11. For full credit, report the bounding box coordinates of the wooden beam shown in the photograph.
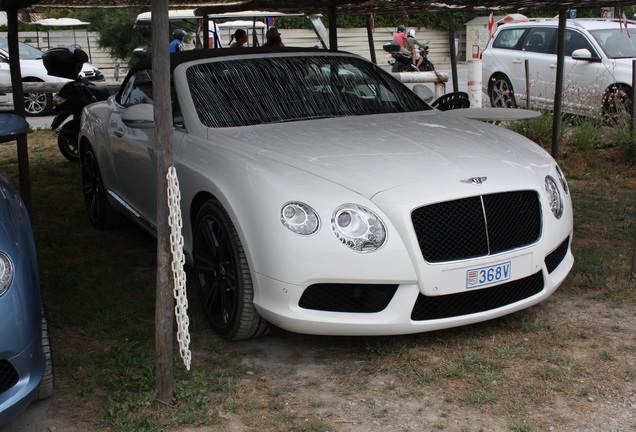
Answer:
[0,81,120,93]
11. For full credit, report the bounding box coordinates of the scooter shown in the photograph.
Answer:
[50,79,113,161]
[383,41,435,73]
[43,46,114,162]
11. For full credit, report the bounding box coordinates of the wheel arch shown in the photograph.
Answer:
[486,72,511,93]
[603,82,633,97]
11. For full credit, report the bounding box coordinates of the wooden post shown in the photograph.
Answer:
[6,7,31,214]
[631,59,636,164]
[152,0,174,405]
[632,193,636,278]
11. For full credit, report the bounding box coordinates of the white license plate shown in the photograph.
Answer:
[466,261,511,289]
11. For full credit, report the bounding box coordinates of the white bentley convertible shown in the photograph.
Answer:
[79,47,573,340]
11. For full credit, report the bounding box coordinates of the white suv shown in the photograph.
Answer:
[0,37,104,116]
[482,18,636,118]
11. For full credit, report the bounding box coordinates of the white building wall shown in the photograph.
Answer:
[5,27,465,79]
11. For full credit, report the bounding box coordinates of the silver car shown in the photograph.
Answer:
[79,48,573,341]
[482,18,636,118]
[0,37,104,116]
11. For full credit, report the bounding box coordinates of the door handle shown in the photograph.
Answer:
[513,59,522,64]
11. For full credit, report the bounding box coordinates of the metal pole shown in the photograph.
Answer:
[448,12,458,92]
[525,59,530,110]
[551,10,567,158]
[328,5,338,51]
[366,15,376,64]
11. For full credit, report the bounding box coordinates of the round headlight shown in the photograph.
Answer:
[331,204,387,253]
[0,252,13,296]
[545,176,564,219]
[280,202,320,235]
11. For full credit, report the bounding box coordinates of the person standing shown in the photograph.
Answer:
[169,29,187,53]
[263,27,285,47]
[208,20,223,48]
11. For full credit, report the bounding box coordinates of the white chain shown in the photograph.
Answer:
[167,166,191,370]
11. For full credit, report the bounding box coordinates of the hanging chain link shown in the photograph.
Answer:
[167,166,191,370]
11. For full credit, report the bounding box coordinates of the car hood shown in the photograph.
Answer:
[211,111,554,198]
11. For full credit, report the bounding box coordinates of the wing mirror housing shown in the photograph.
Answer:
[122,103,155,129]
[571,48,599,62]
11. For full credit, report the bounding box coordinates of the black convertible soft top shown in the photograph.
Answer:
[128,46,333,75]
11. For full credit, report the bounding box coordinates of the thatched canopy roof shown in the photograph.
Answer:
[7,0,636,14]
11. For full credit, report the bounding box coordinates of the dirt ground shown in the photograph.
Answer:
[3,291,636,432]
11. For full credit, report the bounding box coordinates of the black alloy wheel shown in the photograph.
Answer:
[193,199,269,341]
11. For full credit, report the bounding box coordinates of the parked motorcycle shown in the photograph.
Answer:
[43,46,114,162]
[383,41,435,73]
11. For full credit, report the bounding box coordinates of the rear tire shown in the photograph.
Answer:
[193,199,270,341]
[57,119,80,162]
[80,143,124,229]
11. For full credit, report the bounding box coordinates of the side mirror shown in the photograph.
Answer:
[412,84,434,103]
[122,103,154,129]
[571,48,595,61]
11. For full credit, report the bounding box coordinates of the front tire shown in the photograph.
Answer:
[80,143,124,229]
[419,60,435,72]
[603,84,632,125]
[35,313,54,400]
[193,199,269,341]
[489,75,517,108]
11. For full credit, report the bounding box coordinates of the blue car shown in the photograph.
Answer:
[0,168,53,426]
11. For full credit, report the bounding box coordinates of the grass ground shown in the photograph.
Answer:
[1,121,635,432]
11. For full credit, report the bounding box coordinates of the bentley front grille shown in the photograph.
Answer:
[412,191,541,263]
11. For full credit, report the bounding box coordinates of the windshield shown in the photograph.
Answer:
[589,29,636,59]
[0,37,44,60]
[187,54,431,128]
